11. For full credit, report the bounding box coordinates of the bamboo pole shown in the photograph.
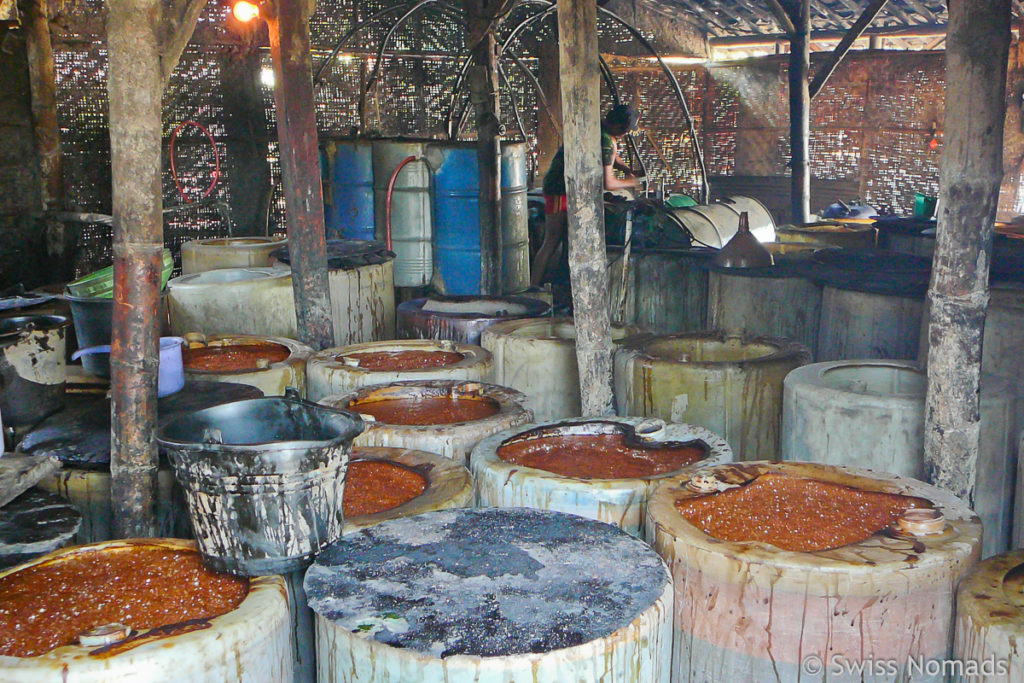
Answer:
[557,0,615,416]
[787,0,811,224]
[267,0,335,351]
[923,0,1011,503]
[106,0,165,537]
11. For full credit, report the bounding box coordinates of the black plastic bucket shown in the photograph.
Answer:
[65,292,112,377]
[158,391,363,575]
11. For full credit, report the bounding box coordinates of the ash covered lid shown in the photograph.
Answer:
[305,507,670,658]
[272,239,394,270]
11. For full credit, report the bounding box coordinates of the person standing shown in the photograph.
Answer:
[531,104,643,287]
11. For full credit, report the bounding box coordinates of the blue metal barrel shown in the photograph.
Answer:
[324,139,375,241]
[432,142,481,295]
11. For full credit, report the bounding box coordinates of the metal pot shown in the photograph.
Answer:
[0,315,68,427]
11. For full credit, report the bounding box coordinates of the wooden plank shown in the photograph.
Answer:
[557,0,616,417]
[0,455,60,508]
[267,0,335,351]
[923,0,1011,504]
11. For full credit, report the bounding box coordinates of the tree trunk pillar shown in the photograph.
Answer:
[557,0,615,416]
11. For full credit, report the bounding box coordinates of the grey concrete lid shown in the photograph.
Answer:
[305,507,670,658]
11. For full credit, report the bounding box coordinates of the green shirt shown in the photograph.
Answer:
[542,129,616,196]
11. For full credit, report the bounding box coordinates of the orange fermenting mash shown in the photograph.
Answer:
[0,546,249,657]
[343,459,428,517]
[183,343,290,373]
[498,433,705,480]
[675,473,928,552]
[343,350,465,371]
[352,395,500,425]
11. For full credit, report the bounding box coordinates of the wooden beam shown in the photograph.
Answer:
[786,0,811,223]
[765,0,796,36]
[464,0,503,295]
[106,0,164,537]
[557,0,615,416]
[923,0,1011,511]
[710,23,948,46]
[809,0,888,99]
[267,0,335,350]
[159,0,209,87]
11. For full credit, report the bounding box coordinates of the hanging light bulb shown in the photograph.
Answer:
[232,0,260,22]
[927,121,940,151]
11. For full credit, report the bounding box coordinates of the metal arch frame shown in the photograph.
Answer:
[310,0,706,200]
[446,0,706,200]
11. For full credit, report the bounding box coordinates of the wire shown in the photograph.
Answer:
[169,120,220,204]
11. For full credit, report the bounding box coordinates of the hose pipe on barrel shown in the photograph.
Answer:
[384,155,424,251]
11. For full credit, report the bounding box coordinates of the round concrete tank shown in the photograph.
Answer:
[646,461,981,682]
[167,267,296,338]
[180,236,286,275]
[954,549,1024,681]
[471,416,732,537]
[481,317,642,421]
[181,334,312,397]
[606,246,714,333]
[614,331,812,461]
[321,379,532,465]
[306,339,492,402]
[782,360,1018,557]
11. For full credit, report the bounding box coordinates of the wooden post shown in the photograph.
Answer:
[267,0,335,350]
[787,0,811,224]
[923,0,1010,502]
[464,0,504,295]
[106,0,165,537]
[24,0,73,279]
[220,43,273,236]
[557,0,615,416]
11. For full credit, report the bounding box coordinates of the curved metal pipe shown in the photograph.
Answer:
[595,4,709,202]
[361,0,464,119]
[498,63,528,143]
[313,2,413,87]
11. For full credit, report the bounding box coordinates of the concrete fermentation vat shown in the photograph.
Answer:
[180,236,287,274]
[306,339,492,402]
[373,139,432,287]
[813,249,931,361]
[0,539,291,682]
[646,461,982,682]
[182,334,313,397]
[166,267,296,338]
[481,317,642,421]
[18,381,262,543]
[397,295,550,345]
[954,550,1024,681]
[342,446,473,533]
[320,379,532,465]
[305,507,673,683]
[471,416,732,537]
[271,239,396,346]
[706,242,827,352]
[0,488,81,569]
[606,247,714,333]
[782,360,1018,557]
[614,331,811,461]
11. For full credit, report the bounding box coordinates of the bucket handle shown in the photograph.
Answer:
[72,344,112,361]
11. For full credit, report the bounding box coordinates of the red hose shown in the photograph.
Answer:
[170,120,221,204]
[385,155,419,251]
